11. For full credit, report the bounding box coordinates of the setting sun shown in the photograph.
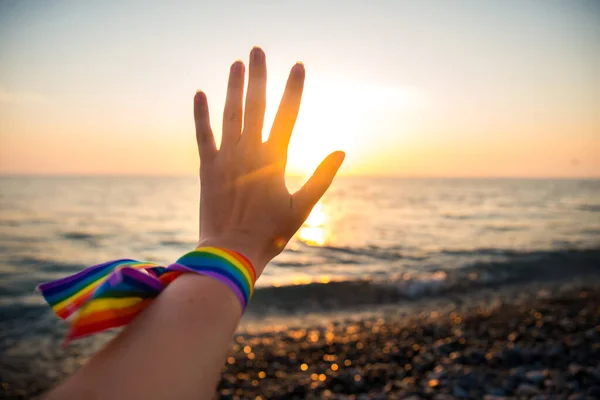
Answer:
[262,76,428,176]
[261,78,362,176]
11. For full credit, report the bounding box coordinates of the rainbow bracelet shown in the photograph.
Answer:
[38,247,256,343]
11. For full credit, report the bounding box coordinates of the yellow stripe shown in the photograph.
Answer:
[52,262,155,314]
[206,247,254,296]
[53,278,104,314]
[196,247,253,288]
[78,296,144,316]
[206,247,255,297]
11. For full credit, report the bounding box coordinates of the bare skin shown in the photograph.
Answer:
[45,47,344,400]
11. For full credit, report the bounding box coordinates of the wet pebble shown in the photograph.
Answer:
[515,383,541,396]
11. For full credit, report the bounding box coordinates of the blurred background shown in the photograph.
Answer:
[1,1,599,399]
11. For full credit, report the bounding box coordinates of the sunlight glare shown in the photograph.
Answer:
[263,77,424,244]
[298,202,328,246]
[263,74,425,176]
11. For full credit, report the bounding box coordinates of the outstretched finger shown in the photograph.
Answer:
[268,62,305,158]
[292,151,345,218]
[221,61,245,150]
[194,91,217,161]
[242,47,267,147]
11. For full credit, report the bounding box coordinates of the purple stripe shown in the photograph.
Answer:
[107,270,123,286]
[38,259,133,291]
[168,263,246,309]
[119,268,165,292]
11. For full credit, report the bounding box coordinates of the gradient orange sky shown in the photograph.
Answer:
[1,1,599,177]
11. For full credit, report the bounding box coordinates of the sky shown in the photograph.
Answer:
[0,0,599,177]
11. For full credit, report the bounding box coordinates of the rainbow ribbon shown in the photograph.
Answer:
[38,247,256,343]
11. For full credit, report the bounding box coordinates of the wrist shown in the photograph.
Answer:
[197,235,271,276]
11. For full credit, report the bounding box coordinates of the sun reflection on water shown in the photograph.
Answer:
[298,203,328,246]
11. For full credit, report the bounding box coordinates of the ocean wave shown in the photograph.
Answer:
[9,256,84,273]
[578,204,600,212]
[3,247,599,322]
[159,239,195,248]
[247,248,600,315]
[0,257,84,297]
[272,261,314,268]
[62,231,98,241]
[319,245,404,261]
[439,248,513,257]
[485,225,526,232]
[277,245,406,268]
[441,212,506,220]
[0,220,20,227]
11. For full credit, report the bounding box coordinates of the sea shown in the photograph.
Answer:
[1,176,599,340]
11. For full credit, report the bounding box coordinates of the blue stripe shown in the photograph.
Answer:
[44,260,146,305]
[177,251,252,301]
[169,262,250,303]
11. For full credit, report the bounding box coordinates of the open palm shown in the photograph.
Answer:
[194,47,345,274]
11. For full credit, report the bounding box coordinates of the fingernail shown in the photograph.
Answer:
[232,60,243,73]
[292,62,304,76]
[251,47,263,62]
[194,91,206,103]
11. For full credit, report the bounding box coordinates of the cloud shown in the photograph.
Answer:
[0,87,48,105]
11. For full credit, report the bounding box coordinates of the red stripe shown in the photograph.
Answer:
[55,290,94,319]
[66,301,152,341]
[66,313,140,342]
[158,270,183,285]
[73,299,152,326]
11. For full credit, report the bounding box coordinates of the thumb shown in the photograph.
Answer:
[292,151,345,217]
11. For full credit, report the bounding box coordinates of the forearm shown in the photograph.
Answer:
[46,274,242,400]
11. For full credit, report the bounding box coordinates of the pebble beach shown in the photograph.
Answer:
[2,278,600,399]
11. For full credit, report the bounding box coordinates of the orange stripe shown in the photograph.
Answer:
[66,312,142,342]
[55,290,94,319]
[220,248,256,283]
[72,299,152,327]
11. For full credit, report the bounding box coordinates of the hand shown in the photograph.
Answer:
[193,47,345,275]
